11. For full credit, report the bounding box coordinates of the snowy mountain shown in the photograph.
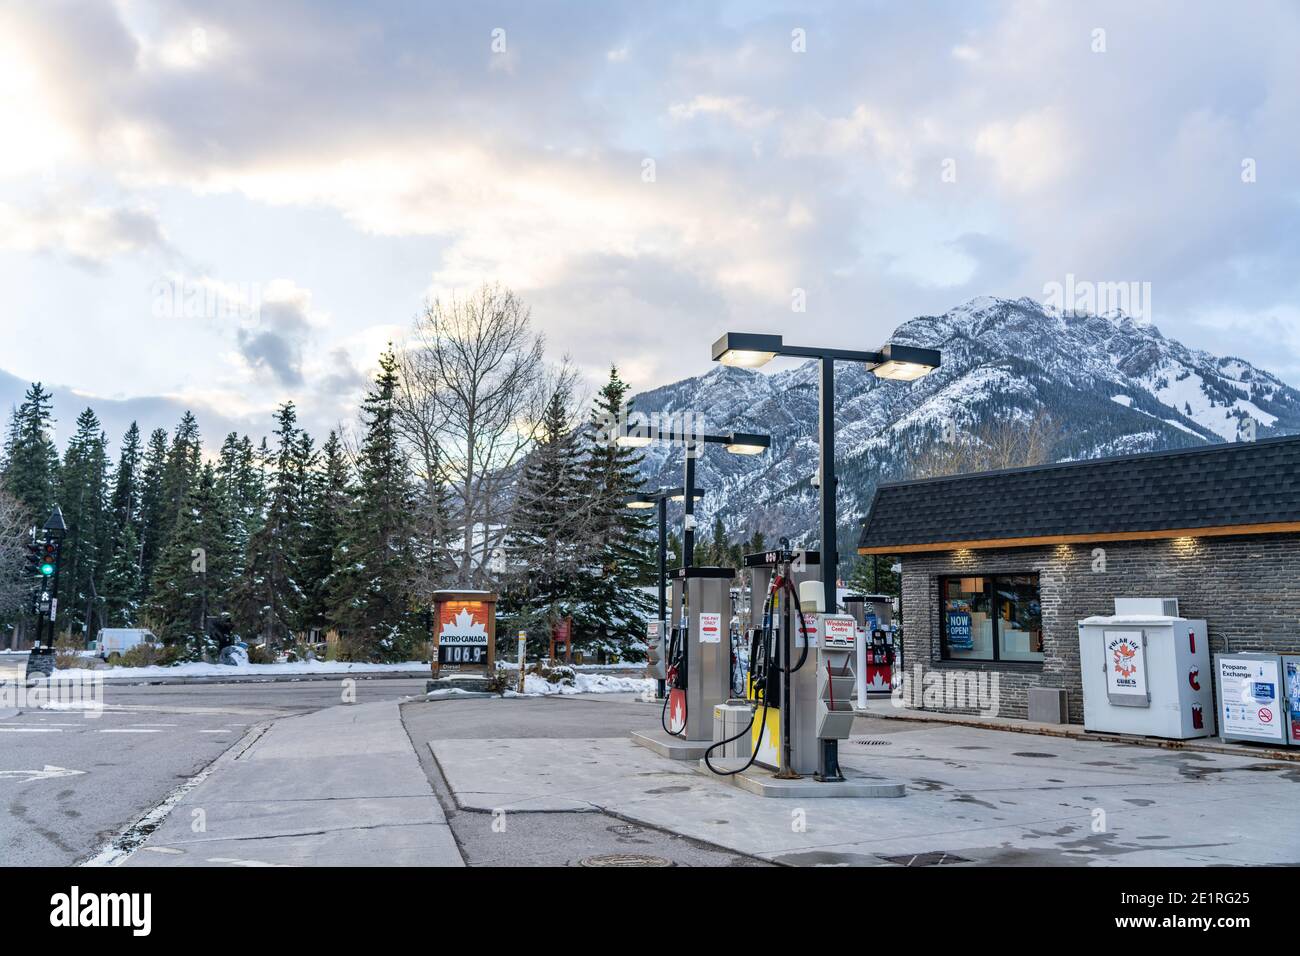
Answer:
[629,296,1300,552]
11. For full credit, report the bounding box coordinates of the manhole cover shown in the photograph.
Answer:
[880,851,970,867]
[852,737,892,746]
[580,853,673,868]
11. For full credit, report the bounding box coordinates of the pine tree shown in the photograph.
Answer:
[145,463,219,656]
[102,522,142,627]
[137,427,171,585]
[707,515,731,567]
[237,403,310,650]
[570,366,654,657]
[0,382,58,523]
[57,408,112,641]
[504,385,588,654]
[847,553,900,600]
[300,430,350,632]
[329,350,420,660]
[109,422,143,532]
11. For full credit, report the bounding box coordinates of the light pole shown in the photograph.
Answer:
[626,485,707,699]
[712,333,939,780]
[711,334,939,616]
[615,424,768,569]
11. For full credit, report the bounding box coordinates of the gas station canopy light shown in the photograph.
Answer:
[724,432,770,455]
[870,343,941,381]
[667,490,705,502]
[711,332,782,369]
[614,423,653,447]
[624,497,656,509]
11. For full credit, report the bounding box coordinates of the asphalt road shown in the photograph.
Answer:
[403,694,777,866]
[0,676,428,866]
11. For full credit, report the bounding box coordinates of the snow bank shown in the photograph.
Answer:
[40,660,429,681]
[512,672,653,696]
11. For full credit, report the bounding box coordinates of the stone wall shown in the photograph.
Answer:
[898,532,1300,723]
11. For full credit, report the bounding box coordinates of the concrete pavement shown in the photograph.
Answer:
[0,678,429,866]
[414,693,1300,866]
[116,699,462,867]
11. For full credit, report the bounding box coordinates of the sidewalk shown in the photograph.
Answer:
[857,697,1300,763]
[101,700,462,867]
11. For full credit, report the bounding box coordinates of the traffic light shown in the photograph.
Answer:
[24,539,43,576]
[39,541,57,577]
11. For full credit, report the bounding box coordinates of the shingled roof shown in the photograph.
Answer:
[858,434,1300,554]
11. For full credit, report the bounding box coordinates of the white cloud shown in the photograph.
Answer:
[0,0,1296,438]
[0,199,169,266]
[668,94,777,128]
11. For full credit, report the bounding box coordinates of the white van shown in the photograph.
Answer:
[97,628,158,661]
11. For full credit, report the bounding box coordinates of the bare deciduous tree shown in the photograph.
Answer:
[0,490,30,619]
[910,410,1061,479]
[397,284,553,587]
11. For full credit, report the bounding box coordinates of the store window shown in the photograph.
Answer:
[940,573,1043,663]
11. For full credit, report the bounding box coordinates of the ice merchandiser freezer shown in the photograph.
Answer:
[1077,598,1214,739]
[1215,652,1300,746]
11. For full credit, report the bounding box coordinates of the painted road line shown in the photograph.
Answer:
[0,727,64,732]
[82,721,272,867]
[0,765,86,781]
[98,728,161,734]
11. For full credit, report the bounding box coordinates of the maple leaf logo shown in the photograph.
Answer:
[444,607,487,637]
[1112,641,1138,678]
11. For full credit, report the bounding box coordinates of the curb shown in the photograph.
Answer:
[858,705,1300,763]
[4,671,431,688]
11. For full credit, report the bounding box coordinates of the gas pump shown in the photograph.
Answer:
[863,628,894,693]
[644,618,668,694]
[662,567,734,741]
[704,546,822,777]
[846,593,898,702]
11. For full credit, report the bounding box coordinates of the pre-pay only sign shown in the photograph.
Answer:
[698,612,723,644]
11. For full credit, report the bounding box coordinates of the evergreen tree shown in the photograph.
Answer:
[300,430,350,633]
[109,422,143,532]
[504,385,588,654]
[568,366,654,656]
[237,403,309,650]
[57,408,112,640]
[847,553,900,600]
[329,350,420,659]
[707,515,731,567]
[102,521,142,627]
[0,382,58,523]
[144,463,220,656]
[137,427,171,585]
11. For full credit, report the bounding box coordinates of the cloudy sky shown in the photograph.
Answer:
[1,0,1297,447]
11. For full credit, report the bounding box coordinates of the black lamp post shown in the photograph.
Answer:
[625,485,707,699]
[615,424,769,570]
[710,334,939,617]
